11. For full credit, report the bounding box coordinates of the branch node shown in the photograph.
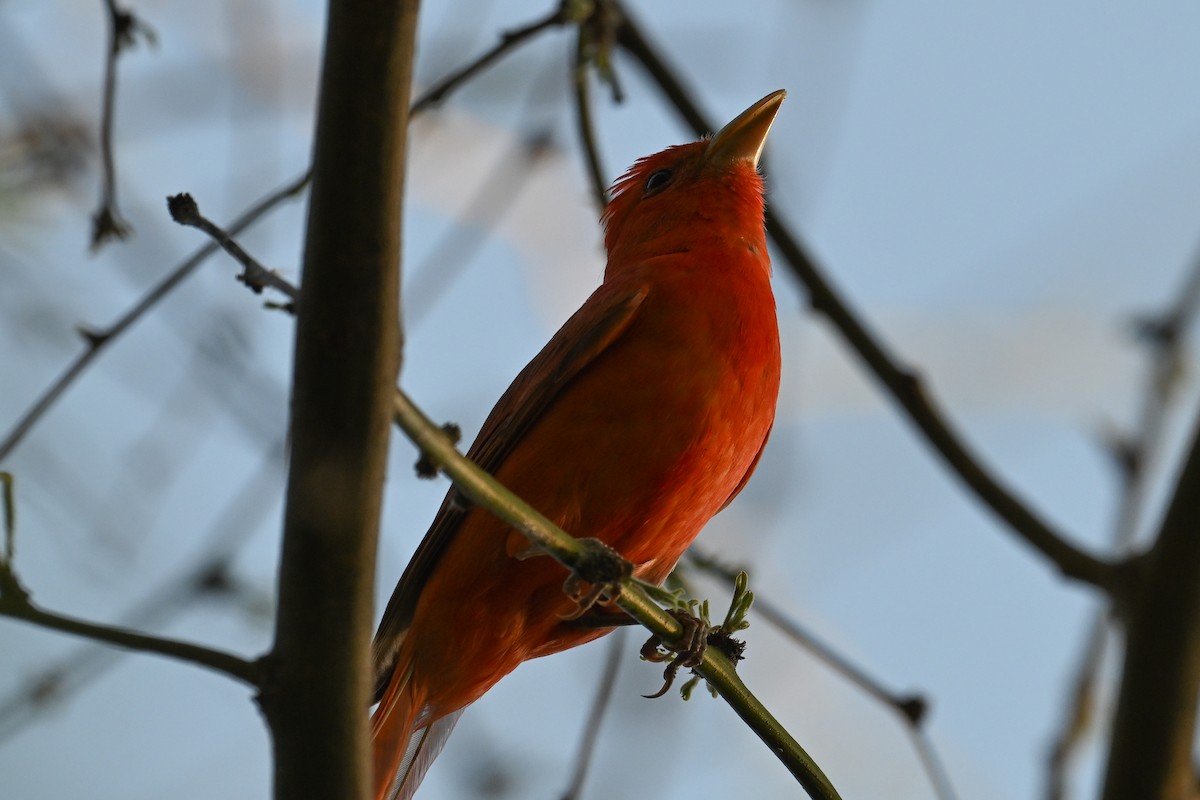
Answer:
[896,694,929,726]
[109,3,157,53]
[414,423,462,478]
[75,324,111,351]
[89,206,132,250]
[166,192,299,302]
[559,537,631,620]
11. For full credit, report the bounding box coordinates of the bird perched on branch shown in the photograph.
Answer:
[372,90,786,800]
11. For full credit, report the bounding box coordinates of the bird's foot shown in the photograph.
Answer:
[558,538,632,621]
[640,608,710,699]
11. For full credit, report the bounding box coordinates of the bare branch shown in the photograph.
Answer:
[260,0,416,797]
[90,0,154,249]
[688,549,957,800]
[5,0,583,466]
[559,628,626,800]
[1046,616,1108,800]
[610,0,1117,594]
[571,26,610,211]
[0,575,259,686]
[1046,241,1200,799]
[0,442,284,744]
[0,169,310,463]
[391,388,843,800]
[167,193,299,303]
[1100,404,1200,800]
[4,3,572,465]
[411,3,580,115]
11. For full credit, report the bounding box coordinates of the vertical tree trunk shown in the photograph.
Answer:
[1101,409,1200,800]
[263,1,419,798]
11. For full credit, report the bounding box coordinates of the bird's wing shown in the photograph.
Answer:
[372,282,649,698]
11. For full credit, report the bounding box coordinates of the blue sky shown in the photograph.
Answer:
[2,1,1200,798]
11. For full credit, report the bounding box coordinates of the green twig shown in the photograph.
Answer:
[391,388,842,800]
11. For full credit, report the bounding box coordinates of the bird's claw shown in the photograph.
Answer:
[640,608,710,699]
[558,538,632,620]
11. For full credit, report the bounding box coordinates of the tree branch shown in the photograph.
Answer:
[391,388,843,800]
[0,443,285,743]
[1045,241,1200,799]
[1100,402,1200,800]
[2,2,571,465]
[260,1,417,797]
[0,169,311,464]
[688,549,957,800]
[570,17,612,210]
[410,2,578,115]
[560,628,626,800]
[90,0,151,249]
[0,576,259,686]
[611,0,1118,595]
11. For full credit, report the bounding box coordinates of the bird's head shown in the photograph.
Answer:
[601,90,785,274]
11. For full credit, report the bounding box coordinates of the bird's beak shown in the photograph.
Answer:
[704,89,786,169]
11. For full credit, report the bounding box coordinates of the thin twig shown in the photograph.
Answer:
[0,441,284,743]
[0,168,311,463]
[911,728,959,800]
[0,577,259,686]
[560,628,626,800]
[411,2,580,115]
[571,26,610,211]
[610,0,1117,595]
[167,193,298,301]
[689,551,921,719]
[3,2,572,462]
[90,0,151,249]
[1045,615,1107,800]
[688,549,957,800]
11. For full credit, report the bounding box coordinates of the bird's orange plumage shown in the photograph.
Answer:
[372,91,785,800]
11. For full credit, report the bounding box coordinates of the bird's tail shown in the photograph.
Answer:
[371,667,462,800]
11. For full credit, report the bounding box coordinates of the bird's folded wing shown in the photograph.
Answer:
[372,283,649,698]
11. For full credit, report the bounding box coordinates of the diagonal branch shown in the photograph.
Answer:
[559,628,626,800]
[411,2,580,115]
[0,168,311,463]
[610,0,1117,595]
[688,549,957,800]
[0,442,285,743]
[2,1,575,466]
[391,388,843,800]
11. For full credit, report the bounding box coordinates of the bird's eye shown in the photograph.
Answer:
[643,168,674,194]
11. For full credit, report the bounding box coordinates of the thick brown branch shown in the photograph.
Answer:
[1045,243,1200,799]
[1100,405,1200,800]
[261,1,417,798]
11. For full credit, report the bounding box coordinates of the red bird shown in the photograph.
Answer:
[372,90,785,800]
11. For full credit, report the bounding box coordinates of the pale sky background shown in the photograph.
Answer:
[2,1,1200,799]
